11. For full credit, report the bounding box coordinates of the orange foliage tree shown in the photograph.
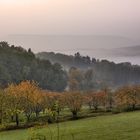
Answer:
[5,83,23,126]
[115,86,140,110]
[5,81,44,124]
[0,89,6,124]
[86,91,107,111]
[64,91,83,119]
[18,81,43,120]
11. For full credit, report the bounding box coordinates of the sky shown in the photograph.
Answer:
[0,0,140,64]
[0,0,140,38]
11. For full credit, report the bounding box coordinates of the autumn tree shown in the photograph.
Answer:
[84,92,93,110]
[115,85,140,110]
[4,81,45,124]
[68,67,83,91]
[5,84,22,126]
[50,93,65,115]
[32,91,44,118]
[0,89,6,124]
[18,81,43,120]
[102,88,114,110]
[90,91,107,111]
[42,92,65,122]
[64,92,83,119]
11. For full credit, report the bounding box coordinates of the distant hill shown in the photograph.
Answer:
[110,45,140,57]
[2,34,137,57]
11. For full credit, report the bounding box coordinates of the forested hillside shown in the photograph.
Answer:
[0,42,67,91]
[1,41,140,91]
[37,52,140,89]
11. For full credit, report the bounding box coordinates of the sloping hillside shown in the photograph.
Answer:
[0,42,67,91]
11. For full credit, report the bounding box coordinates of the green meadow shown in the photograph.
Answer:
[0,111,140,140]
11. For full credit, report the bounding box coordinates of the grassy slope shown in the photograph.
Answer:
[0,111,140,140]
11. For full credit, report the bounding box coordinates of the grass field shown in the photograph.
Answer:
[0,111,140,140]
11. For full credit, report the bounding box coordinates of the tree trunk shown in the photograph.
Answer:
[132,104,136,110]
[35,111,40,118]
[109,99,113,109]
[94,106,98,111]
[89,104,92,110]
[57,109,60,116]
[0,110,3,124]
[11,115,14,122]
[72,111,78,119]
[26,114,31,122]
[15,113,19,126]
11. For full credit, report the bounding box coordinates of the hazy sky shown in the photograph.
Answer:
[0,0,140,40]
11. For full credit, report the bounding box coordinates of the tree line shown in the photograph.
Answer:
[1,41,140,92]
[37,52,140,89]
[0,81,140,127]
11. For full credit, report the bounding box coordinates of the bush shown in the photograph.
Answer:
[112,108,121,114]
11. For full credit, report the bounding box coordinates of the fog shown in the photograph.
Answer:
[0,0,140,64]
